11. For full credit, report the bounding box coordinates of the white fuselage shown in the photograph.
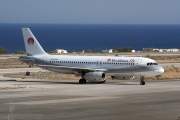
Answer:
[29,54,164,77]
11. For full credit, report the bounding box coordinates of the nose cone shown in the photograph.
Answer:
[154,66,164,75]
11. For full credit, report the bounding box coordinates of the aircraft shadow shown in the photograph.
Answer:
[0,79,139,85]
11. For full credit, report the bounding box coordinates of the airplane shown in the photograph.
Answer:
[19,28,164,85]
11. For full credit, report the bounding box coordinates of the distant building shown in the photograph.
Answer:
[143,48,159,52]
[167,48,179,52]
[56,49,68,54]
[132,50,135,53]
[102,49,113,53]
[159,49,165,52]
[143,48,179,52]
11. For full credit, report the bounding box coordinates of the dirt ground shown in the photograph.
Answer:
[0,58,30,68]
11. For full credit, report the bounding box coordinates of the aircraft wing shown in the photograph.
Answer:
[38,65,108,72]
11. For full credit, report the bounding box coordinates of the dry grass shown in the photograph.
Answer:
[145,66,180,80]
[4,71,80,80]
[0,58,30,69]
[146,55,180,63]
[3,66,180,80]
[4,71,112,80]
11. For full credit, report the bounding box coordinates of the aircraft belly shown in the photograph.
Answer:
[106,66,160,77]
[44,67,74,74]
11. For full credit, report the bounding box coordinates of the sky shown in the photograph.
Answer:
[0,0,180,24]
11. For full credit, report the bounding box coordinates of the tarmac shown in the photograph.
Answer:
[1,68,180,120]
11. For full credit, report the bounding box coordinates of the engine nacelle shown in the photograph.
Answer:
[111,76,134,80]
[84,72,106,82]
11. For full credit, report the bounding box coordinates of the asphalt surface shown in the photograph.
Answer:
[1,76,180,120]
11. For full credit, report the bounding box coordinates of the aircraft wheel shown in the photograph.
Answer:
[102,80,106,83]
[79,79,86,84]
[79,79,83,84]
[140,76,145,85]
[140,81,145,85]
[83,79,87,84]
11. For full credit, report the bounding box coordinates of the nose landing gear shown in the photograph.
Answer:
[79,72,87,84]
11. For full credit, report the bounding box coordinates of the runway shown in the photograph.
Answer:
[1,77,180,119]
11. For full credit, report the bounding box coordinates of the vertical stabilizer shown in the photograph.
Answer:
[22,28,47,56]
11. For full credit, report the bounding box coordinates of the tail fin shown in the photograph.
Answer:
[22,28,47,56]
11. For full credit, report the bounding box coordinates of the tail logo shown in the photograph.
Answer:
[27,38,34,45]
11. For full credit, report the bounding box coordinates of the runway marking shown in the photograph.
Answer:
[12,96,120,105]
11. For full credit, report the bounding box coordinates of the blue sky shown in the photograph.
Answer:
[0,0,179,24]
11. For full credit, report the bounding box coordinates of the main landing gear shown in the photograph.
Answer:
[101,80,106,83]
[29,63,33,67]
[140,76,145,85]
[79,72,87,84]
[79,78,86,84]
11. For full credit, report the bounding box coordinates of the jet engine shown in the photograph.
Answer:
[111,76,134,80]
[84,72,106,82]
